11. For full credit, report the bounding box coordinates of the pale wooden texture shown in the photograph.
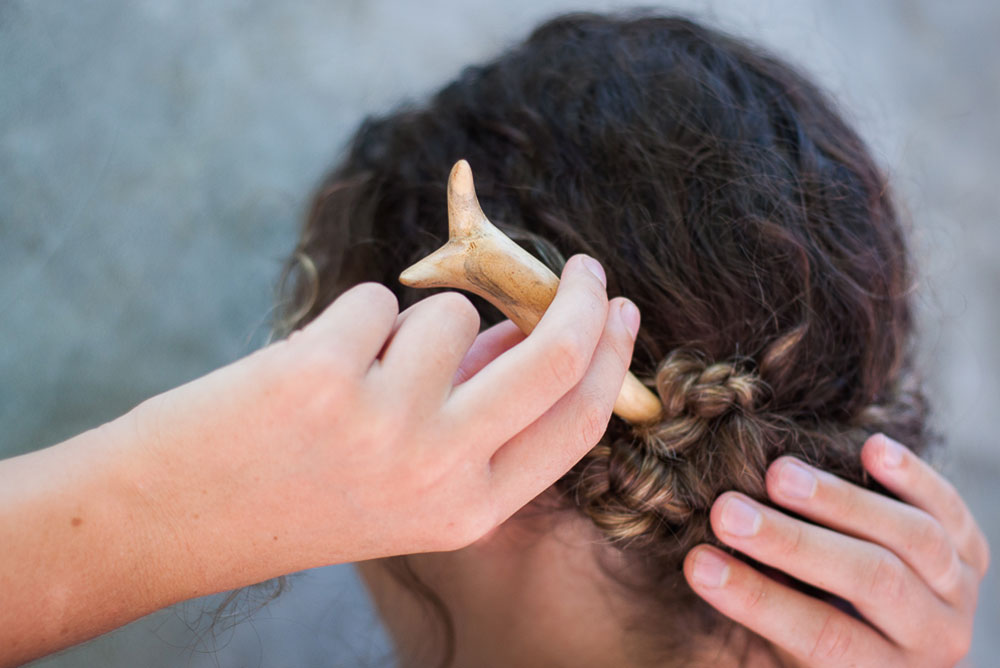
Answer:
[400,160,662,424]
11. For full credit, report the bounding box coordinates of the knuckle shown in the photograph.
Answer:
[913,514,962,592]
[608,322,636,368]
[774,519,807,560]
[280,334,355,391]
[809,613,854,662]
[934,548,965,598]
[865,551,907,605]
[313,342,359,384]
[738,574,769,613]
[831,477,865,517]
[367,405,410,448]
[545,333,590,387]
[586,281,609,311]
[956,517,991,578]
[578,398,612,446]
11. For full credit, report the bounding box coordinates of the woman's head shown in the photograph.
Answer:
[281,11,928,664]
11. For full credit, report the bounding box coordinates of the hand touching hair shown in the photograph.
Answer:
[280,11,931,665]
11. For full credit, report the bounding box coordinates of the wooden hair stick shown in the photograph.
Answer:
[399,160,662,424]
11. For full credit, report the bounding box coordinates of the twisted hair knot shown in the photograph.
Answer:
[656,350,763,420]
[571,349,776,544]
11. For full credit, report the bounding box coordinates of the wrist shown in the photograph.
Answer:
[117,388,294,598]
[64,407,195,612]
[109,396,223,604]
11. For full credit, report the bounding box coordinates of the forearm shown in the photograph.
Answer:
[0,408,217,666]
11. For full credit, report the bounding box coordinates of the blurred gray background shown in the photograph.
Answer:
[2,0,997,666]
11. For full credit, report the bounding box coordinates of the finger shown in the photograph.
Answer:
[375,289,445,354]
[684,545,897,667]
[487,298,638,522]
[453,320,525,385]
[861,434,990,577]
[378,292,481,405]
[766,456,968,603]
[710,491,948,645]
[295,282,399,374]
[446,254,610,449]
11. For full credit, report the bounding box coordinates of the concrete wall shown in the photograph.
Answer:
[2,1,997,665]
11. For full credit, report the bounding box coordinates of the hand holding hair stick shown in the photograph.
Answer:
[400,160,662,424]
[0,245,640,666]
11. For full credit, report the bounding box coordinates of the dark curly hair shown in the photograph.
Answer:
[277,11,929,666]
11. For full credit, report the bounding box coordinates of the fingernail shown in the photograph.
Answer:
[619,299,640,339]
[777,460,817,499]
[881,436,904,468]
[692,550,730,588]
[580,255,607,287]
[720,496,762,537]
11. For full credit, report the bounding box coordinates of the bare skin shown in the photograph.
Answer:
[360,436,990,668]
[687,436,991,667]
[0,255,638,667]
[0,254,988,667]
[359,495,640,668]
